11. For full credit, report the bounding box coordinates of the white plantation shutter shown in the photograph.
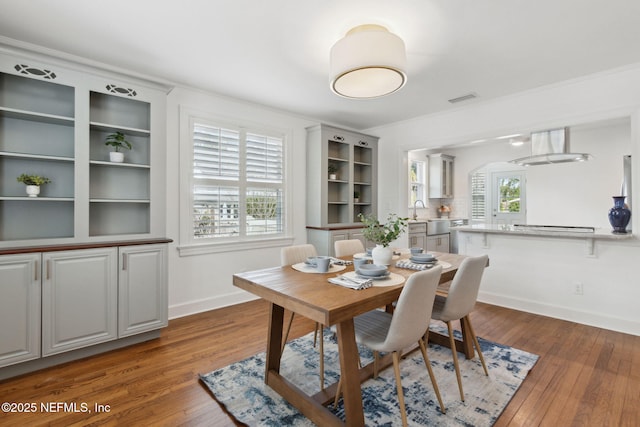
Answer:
[246,133,283,183]
[193,125,239,179]
[471,171,486,220]
[191,121,285,240]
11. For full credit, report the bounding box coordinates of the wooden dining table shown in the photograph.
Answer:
[232,251,478,427]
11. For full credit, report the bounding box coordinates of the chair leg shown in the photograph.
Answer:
[418,338,446,414]
[465,315,489,376]
[373,350,380,378]
[446,321,465,401]
[392,351,409,427]
[318,324,325,390]
[333,377,342,408]
[280,311,295,353]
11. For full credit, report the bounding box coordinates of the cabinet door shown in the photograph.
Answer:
[347,229,368,249]
[427,235,450,253]
[42,248,117,356]
[428,154,454,198]
[409,233,427,250]
[0,254,41,367]
[118,244,168,337]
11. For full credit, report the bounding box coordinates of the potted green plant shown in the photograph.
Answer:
[328,163,338,180]
[17,173,51,198]
[358,213,408,265]
[354,191,360,203]
[105,131,132,163]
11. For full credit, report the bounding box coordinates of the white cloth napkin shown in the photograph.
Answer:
[328,275,373,290]
[395,260,437,270]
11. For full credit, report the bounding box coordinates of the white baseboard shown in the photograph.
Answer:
[169,291,258,319]
[478,291,640,337]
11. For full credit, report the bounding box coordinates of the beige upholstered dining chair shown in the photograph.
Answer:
[430,254,489,401]
[335,266,446,425]
[280,244,328,389]
[334,239,365,258]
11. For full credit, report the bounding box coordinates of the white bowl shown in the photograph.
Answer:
[411,253,436,262]
[356,264,388,277]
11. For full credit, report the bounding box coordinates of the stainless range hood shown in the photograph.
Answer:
[510,127,592,166]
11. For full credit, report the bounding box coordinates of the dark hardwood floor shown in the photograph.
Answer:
[1,300,638,426]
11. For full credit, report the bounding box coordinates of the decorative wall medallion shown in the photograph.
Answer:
[105,84,137,97]
[14,64,57,79]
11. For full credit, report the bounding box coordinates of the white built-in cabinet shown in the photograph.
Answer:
[0,47,170,379]
[306,227,370,258]
[0,241,169,373]
[428,154,455,199]
[306,124,378,256]
[0,48,166,246]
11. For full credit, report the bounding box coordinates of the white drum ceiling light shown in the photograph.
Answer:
[330,24,407,99]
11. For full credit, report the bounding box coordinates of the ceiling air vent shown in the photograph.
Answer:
[448,92,477,104]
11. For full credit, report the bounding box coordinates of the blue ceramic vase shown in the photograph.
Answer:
[608,196,631,234]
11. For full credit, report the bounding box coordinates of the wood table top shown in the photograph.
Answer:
[233,251,466,326]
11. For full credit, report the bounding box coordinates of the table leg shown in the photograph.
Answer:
[265,303,285,384]
[428,319,475,359]
[336,319,365,427]
[459,316,475,359]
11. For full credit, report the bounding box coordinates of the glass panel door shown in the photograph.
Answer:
[491,171,526,225]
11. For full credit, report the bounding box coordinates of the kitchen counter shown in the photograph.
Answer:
[455,223,634,256]
[409,217,468,223]
[455,223,633,240]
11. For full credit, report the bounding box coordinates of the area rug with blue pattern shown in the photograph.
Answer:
[200,324,538,426]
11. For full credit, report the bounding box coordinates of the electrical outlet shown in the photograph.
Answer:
[573,282,584,295]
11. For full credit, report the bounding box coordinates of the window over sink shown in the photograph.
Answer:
[409,159,426,206]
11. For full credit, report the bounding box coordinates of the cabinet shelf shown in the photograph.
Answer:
[89,160,150,169]
[0,196,74,202]
[90,199,150,203]
[89,121,150,137]
[0,107,74,126]
[0,151,74,162]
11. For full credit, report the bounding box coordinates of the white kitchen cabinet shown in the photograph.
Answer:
[427,234,450,253]
[408,222,427,250]
[42,248,118,356]
[428,154,455,198]
[0,254,41,368]
[118,244,168,337]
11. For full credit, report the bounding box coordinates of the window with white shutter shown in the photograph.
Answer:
[185,116,288,248]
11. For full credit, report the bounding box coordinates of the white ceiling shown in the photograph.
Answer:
[1,0,640,130]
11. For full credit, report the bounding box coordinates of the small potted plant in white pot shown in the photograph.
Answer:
[17,173,51,198]
[328,163,338,180]
[105,131,132,163]
[358,212,408,265]
[354,191,360,203]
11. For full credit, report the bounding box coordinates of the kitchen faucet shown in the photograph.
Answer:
[413,200,425,220]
